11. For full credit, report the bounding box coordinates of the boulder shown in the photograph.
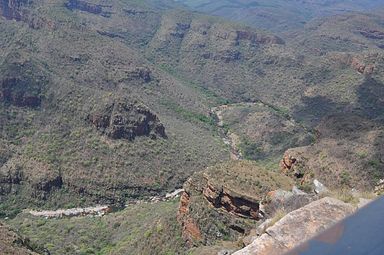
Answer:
[313,179,328,194]
[233,197,355,255]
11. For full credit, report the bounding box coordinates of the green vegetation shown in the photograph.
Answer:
[158,63,232,106]
[8,200,184,255]
[269,209,287,227]
[160,99,215,126]
[1,0,384,253]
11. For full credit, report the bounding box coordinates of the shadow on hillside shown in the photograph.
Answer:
[292,95,341,127]
[357,77,384,123]
[290,78,384,185]
[356,78,384,182]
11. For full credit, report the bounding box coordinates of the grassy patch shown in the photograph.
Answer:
[8,200,184,255]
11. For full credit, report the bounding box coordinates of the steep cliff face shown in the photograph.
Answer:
[202,178,260,220]
[65,0,112,17]
[177,191,202,246]
[149,13,284,64]
[177,161,293,246]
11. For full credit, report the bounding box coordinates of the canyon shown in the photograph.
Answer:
[0,0,383,254]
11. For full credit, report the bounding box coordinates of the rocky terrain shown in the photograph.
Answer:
[234,197,355,255]
[0,0,383,254]
[177,161,293,246]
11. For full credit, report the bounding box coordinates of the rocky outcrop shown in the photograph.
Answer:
[177,161,293,246]
[359,29,384,40]
[280,154,296,174]
[328,53,375,75]
[170,22,191,38]
[87,100,166,140]
[29,205,112,218]
[177,191,202,246]
[214,30,284,46]
[350,57,375,75]
[0,59,47,108]
[65,0,112,17]
[280,153,309,181]
[0,0,56,29]
[123,8,148,16]
[126,67,152,83]
[233,197,355,255]
[203,177,260,220]
[374,179,384,195]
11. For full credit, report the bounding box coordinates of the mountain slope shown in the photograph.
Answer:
[176,0,384,33]
[1,0,384,216]
[0,0,230,216]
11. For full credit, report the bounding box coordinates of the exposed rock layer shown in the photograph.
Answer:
[203,177,260,220]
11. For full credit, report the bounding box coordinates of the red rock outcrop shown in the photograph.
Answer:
[280,154,296,175]
[177,161,295,245]
[280,152,312,185]
[351,57,375,75]
[328,53,375,75]
[203,178,260,220]
[0,0,56,29]
[127,67,152,83]
[0,68,46,108]
[177,191,202,246]
[0,77,43,108]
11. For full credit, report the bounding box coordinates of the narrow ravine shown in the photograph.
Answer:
[27,101,307,219]
[210,104,244,160]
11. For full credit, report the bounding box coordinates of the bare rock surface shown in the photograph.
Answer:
[233,197,355,255]
[87,100,166,140]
